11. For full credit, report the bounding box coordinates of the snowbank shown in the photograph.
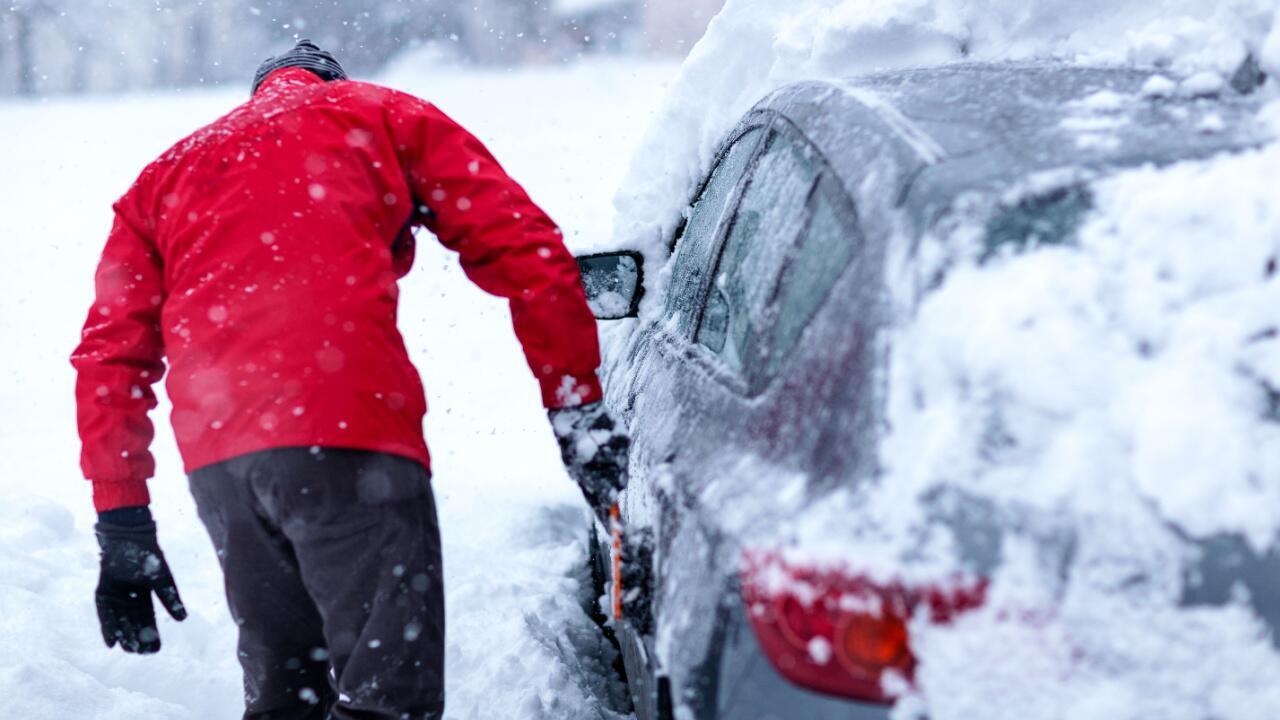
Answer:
[603,2,1280,718]
[870,142,1280,719]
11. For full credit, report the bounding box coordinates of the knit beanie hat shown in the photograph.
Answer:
[252,39,347,94]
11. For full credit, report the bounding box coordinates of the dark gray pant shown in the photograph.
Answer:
[189,448,445,720]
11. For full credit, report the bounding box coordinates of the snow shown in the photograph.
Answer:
[597,1,1280,718]
[0,56,674,717]
[1140,74,1179,98]
[5,0,1280,714]
[605,0,1280,279]
[553,0,627,17]
[1181,70,1229,97]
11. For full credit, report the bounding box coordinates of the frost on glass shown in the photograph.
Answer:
[695,130,817,385]
[765,181,857,380]
[981,184,1094,262]
[664,127,764,329]
[577,252,641,320]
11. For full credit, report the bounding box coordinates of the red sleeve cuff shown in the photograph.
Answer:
[92,479,152,513]
[540,372,604,409]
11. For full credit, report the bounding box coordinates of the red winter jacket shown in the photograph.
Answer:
[73,68,603,512]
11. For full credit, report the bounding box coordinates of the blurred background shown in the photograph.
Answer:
[0,0,726,97]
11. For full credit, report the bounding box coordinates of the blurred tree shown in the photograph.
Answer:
[554,0,638,56]
[0,10,9,94]
[67,20,93,94]
[8,0,54,96]
[252,0,438,73]
[185,4,213,86]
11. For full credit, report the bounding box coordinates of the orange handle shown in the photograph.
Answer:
[609,503,623,621]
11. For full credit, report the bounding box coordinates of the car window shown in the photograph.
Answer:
[695,129,818,386]
[764,177,858,380]
[664,127,765,330]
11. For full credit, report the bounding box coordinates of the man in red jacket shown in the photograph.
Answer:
[73,40,628,720]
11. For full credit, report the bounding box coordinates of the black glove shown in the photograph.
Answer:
[95,507,187,654]
[548,401,630,524]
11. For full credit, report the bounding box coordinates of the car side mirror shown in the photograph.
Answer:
[576,251,645,320]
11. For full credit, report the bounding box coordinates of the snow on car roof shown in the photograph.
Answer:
[605,0,1280,267]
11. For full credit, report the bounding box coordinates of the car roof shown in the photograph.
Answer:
[758,62,1271,230]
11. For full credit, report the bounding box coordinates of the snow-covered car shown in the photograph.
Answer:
[577,62,1278,720]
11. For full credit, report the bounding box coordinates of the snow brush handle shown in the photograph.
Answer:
[610,503,623,621]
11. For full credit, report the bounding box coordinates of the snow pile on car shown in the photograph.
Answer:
[608,0,1280,275]
[604,1,1280,718]
[867,143,1280,720]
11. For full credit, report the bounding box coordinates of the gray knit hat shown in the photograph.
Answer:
[252,39,347,94]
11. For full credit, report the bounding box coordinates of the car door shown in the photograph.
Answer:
[634,121,828,719]
[607,123,766,421]
[612,120,769,533]
[608,120,768,720]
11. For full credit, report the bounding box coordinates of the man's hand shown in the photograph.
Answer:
[548,402,630,524]
[95,507,187,654]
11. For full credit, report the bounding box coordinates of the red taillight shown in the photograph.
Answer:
[839,610,910,675]
[741,552,986,705]
[778,594,834,645]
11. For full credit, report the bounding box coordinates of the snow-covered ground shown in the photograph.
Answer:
[0,57,674,718]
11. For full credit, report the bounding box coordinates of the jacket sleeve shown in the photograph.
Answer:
[71,194,166,512]
[384,92,603,408]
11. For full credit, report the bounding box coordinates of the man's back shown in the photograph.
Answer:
[75,66,602,510]
[134,69,427,470]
